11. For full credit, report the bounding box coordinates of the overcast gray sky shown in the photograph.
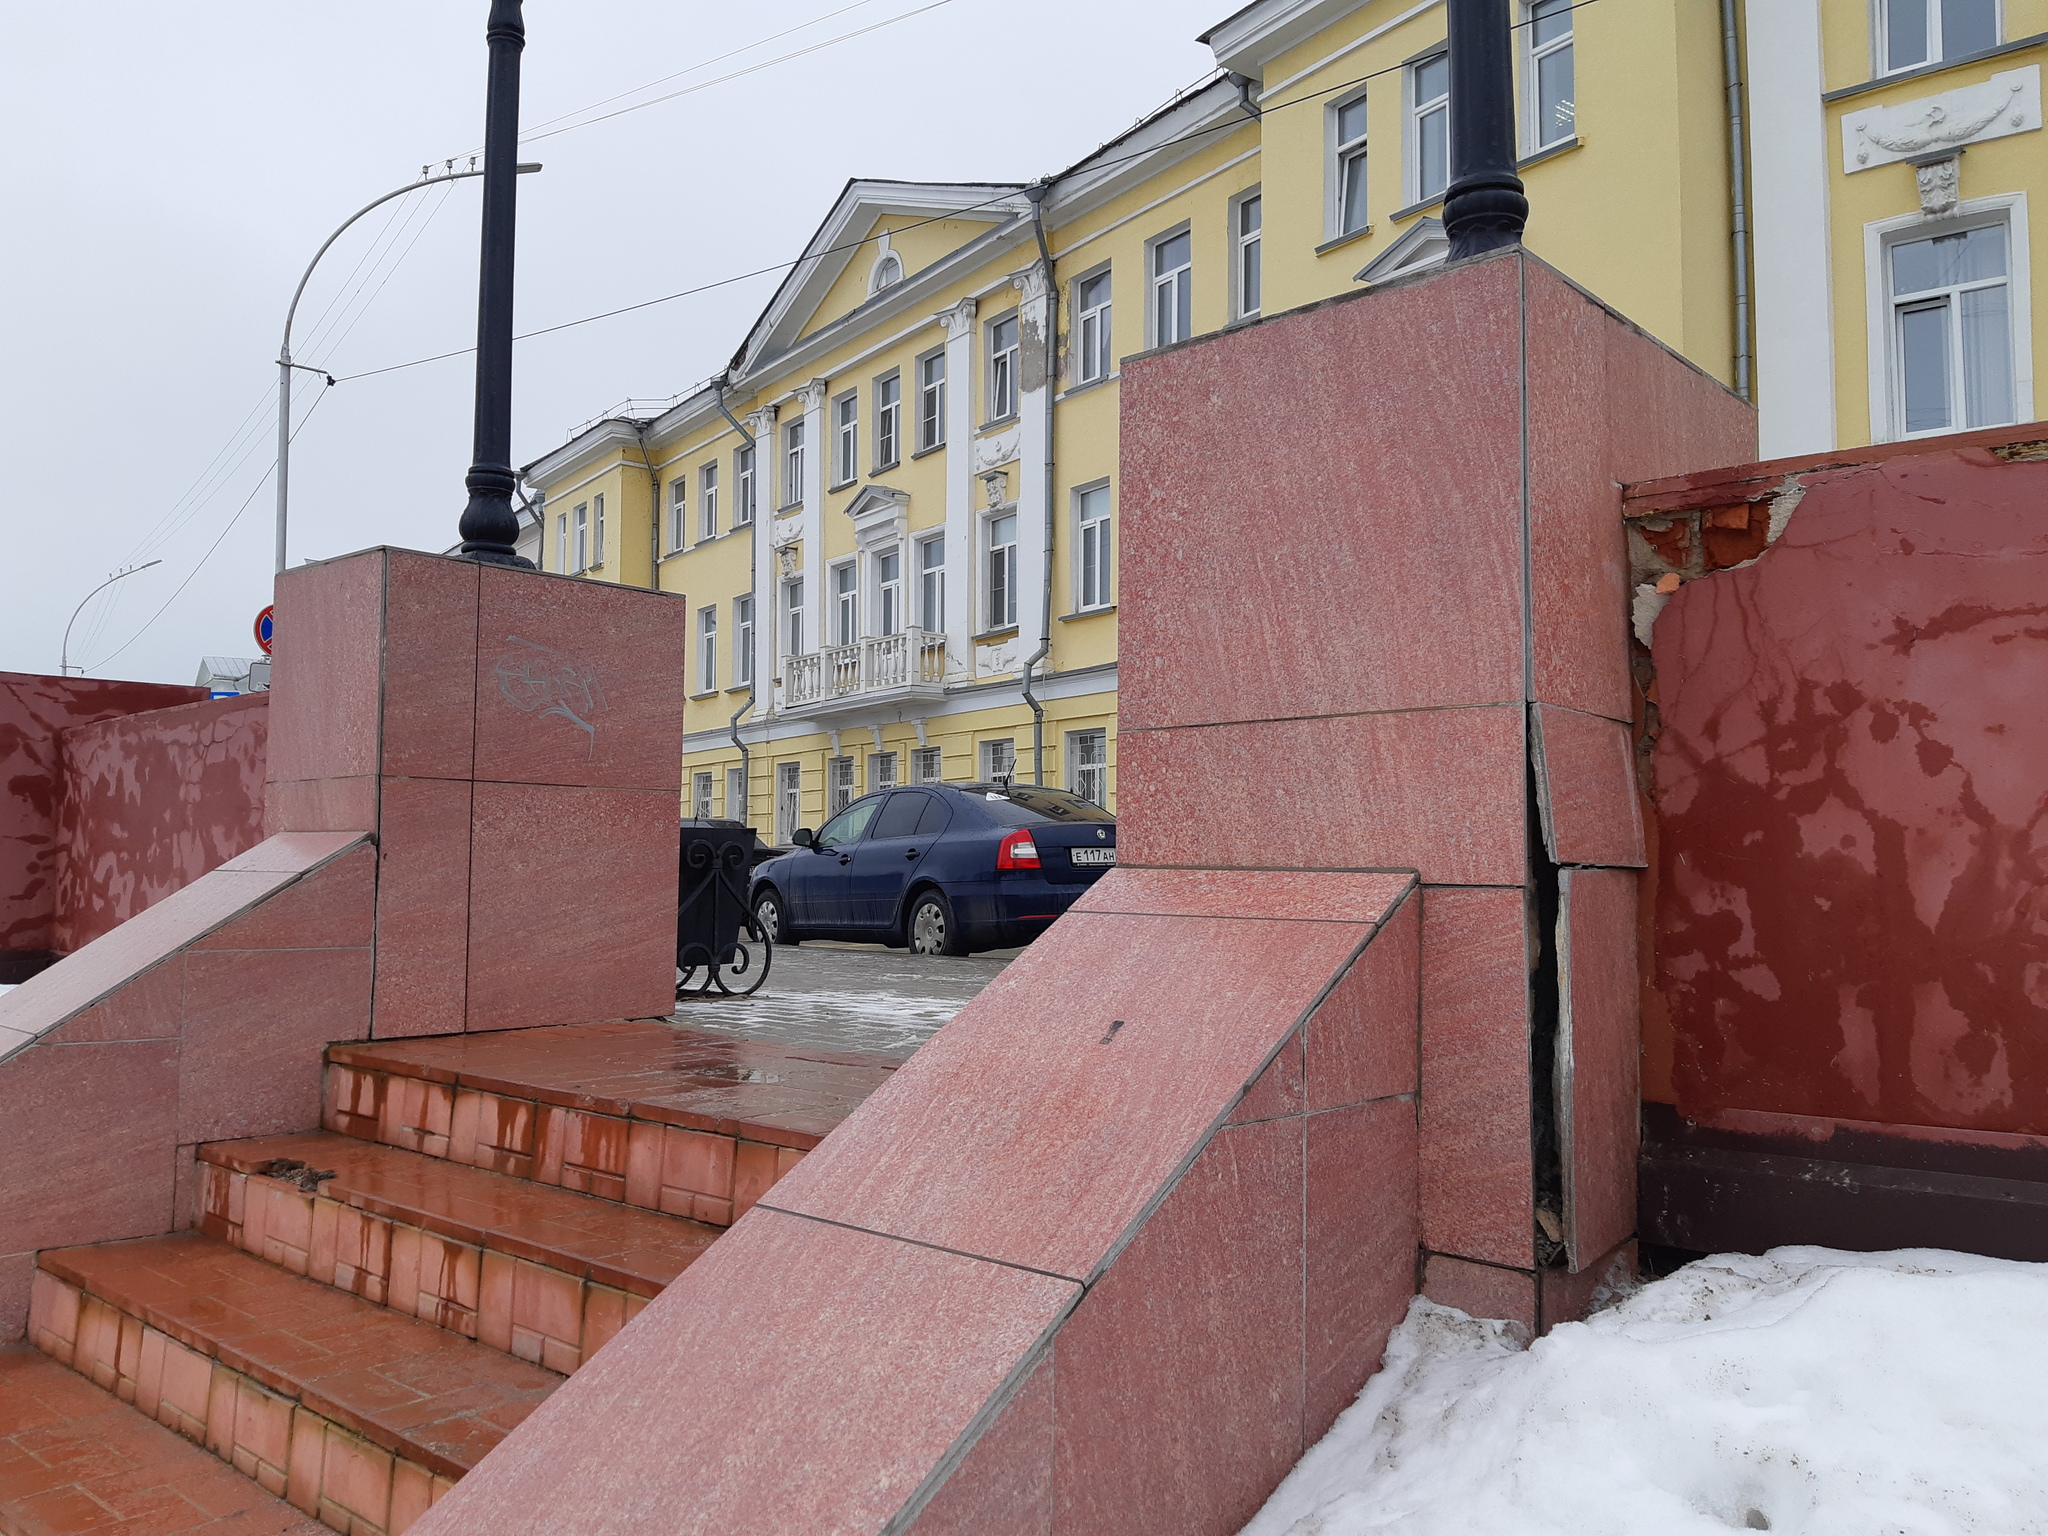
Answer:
[0,1,1218,684]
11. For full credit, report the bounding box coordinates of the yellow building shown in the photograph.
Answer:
[521,0,2045,843]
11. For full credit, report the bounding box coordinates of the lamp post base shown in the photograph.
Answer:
[456,465,534,569]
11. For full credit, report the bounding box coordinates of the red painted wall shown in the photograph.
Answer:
[53,693,269,952]
[0,673,205,967]
[1646,432,2048,1136]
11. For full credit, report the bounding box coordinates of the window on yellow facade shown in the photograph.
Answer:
[1075,482,1112,612]
[735,444,756,525]
[988,315,1020,422]
[985,512,1017,629]
[555,512,568,572]
[697,605,718,693]
[1235,193,1262,317]
[1890,221,2015,437]
[593,493,605,568]
[1150,230,1192,345]
[912,746,943,783]
[692,770,714,820]
[735,594,755,686]
[699,462,719,542]
[833,391,859,486]
[1881,0,1997,73]
[876,547,903,637]
[1076,269,1112,382]
[875,372,901,469]
[783,420,806,508]
[917,350,946,451]
[668,478,687,551]
[833,561,858,646]
[1412,54,1450,205]
[776,761,802,842]
[1527,0,1574,149]
[725,765,746,822]
[1334,93,1370,235]
[785,577,805,659]
[919,535,945,631]
[572,502,589,572]
[1068,729,1108,806]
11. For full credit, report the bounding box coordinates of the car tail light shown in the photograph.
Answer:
[996,830,1041,869]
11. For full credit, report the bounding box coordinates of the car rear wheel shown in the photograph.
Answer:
[907,889,966,957]
[754,889,794,946]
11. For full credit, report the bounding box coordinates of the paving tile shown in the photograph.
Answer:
[1533,704,1646,868]
[1419,887,1535,1270]
[1116,706,1529,886]
[178,949,372,1145]
[400,1209,1076,1536]
[265,554,384,788]
[763,909,1391,1281]
[0,1039,179,1254]
[0,1343,324,1535]
[471,566,690,793]
[1118,251,1527,732]
[1051,1116,1305,1536]
[38,1234,560,1481]
[462,785,681,1032]
[1558,869,1641,1270]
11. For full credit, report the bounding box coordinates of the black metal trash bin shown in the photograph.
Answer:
[676,820,776,997]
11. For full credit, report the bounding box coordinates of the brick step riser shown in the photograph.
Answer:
[324,1063,807,1227]
[27,1270,452,1536]
[197,1162,651,1376]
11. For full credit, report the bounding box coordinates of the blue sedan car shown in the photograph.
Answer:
[749,782,1117,956]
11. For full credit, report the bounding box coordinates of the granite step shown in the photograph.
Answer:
[28,1234,562,1535]
[196,1132,713,1372]
[0,1343,325,1536]
[324,1020,896,1227]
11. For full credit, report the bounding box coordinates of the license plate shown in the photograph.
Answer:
[1069,847,1117,866]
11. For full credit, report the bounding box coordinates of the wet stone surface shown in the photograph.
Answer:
[671,943,1019,1061]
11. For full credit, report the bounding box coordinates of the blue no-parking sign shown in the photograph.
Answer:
[254,605,275,655]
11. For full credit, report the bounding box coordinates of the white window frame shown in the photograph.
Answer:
[987,312,1020,424]
[784,577,806,659]
[831,560,859,646]
[1067,728,1108,806]
[1231,188,1263,318]
[979,738,1016,783]
[1074,265,1113,384]
[735,443,756,525]
[1147,224,1193,348]
[699,462,719,542]
[874,371,901,469]
[911,746,943,783]
[1073,480,1113,612]
[916,348,946,451]
[591,492,605,568]
[1876,0,2002,74]
[775,761,802,843]
[783,419,806,509]
[734,594,755,686]
[868,751,899,793]
[725,764,747,823]
[1329,91,1372,239]
[696,605,718,694]
[918,534,946,631]
[692,770,715,821]
[983,511,1018,631]
[1525,0,1575,152]
[555,512,568,572]
[874,545,903,638]
[832,391,859,488]
[1408,51,1452,208]
[667,478,687,551]
[1863,195,2033,444]
[572,502,589,573]
[827,755,856,816]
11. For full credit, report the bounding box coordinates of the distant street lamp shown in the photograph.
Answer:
[274,158,540,574]
[455,0,536,568]
[61,561,162,677]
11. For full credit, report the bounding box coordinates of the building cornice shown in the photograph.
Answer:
[1199,0,1374,79]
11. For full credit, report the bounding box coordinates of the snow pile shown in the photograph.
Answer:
[1244,1247,2048,1536]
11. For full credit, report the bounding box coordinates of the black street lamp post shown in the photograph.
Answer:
[457,0,535,568]
[1443,0,1529,261]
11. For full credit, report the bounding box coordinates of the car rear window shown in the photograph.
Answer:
[967,785,1115,825]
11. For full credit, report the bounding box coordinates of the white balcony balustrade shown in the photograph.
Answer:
[781,628,946,714]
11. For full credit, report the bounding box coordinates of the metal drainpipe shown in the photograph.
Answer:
[1020,181,1057,785]
[1721,0,1754,401]
[633,420,661,592]
[714,376,758,822]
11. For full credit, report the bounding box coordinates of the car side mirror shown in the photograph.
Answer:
[792,827,818,850]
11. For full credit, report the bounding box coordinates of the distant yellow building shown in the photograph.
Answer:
[521,0,2045,843]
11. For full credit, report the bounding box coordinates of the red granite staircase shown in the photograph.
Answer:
[9,1022,894,1536]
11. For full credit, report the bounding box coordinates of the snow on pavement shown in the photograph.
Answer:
[1244,1247,2048,1536]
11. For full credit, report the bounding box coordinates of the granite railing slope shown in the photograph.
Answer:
[0,830,376,1340]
